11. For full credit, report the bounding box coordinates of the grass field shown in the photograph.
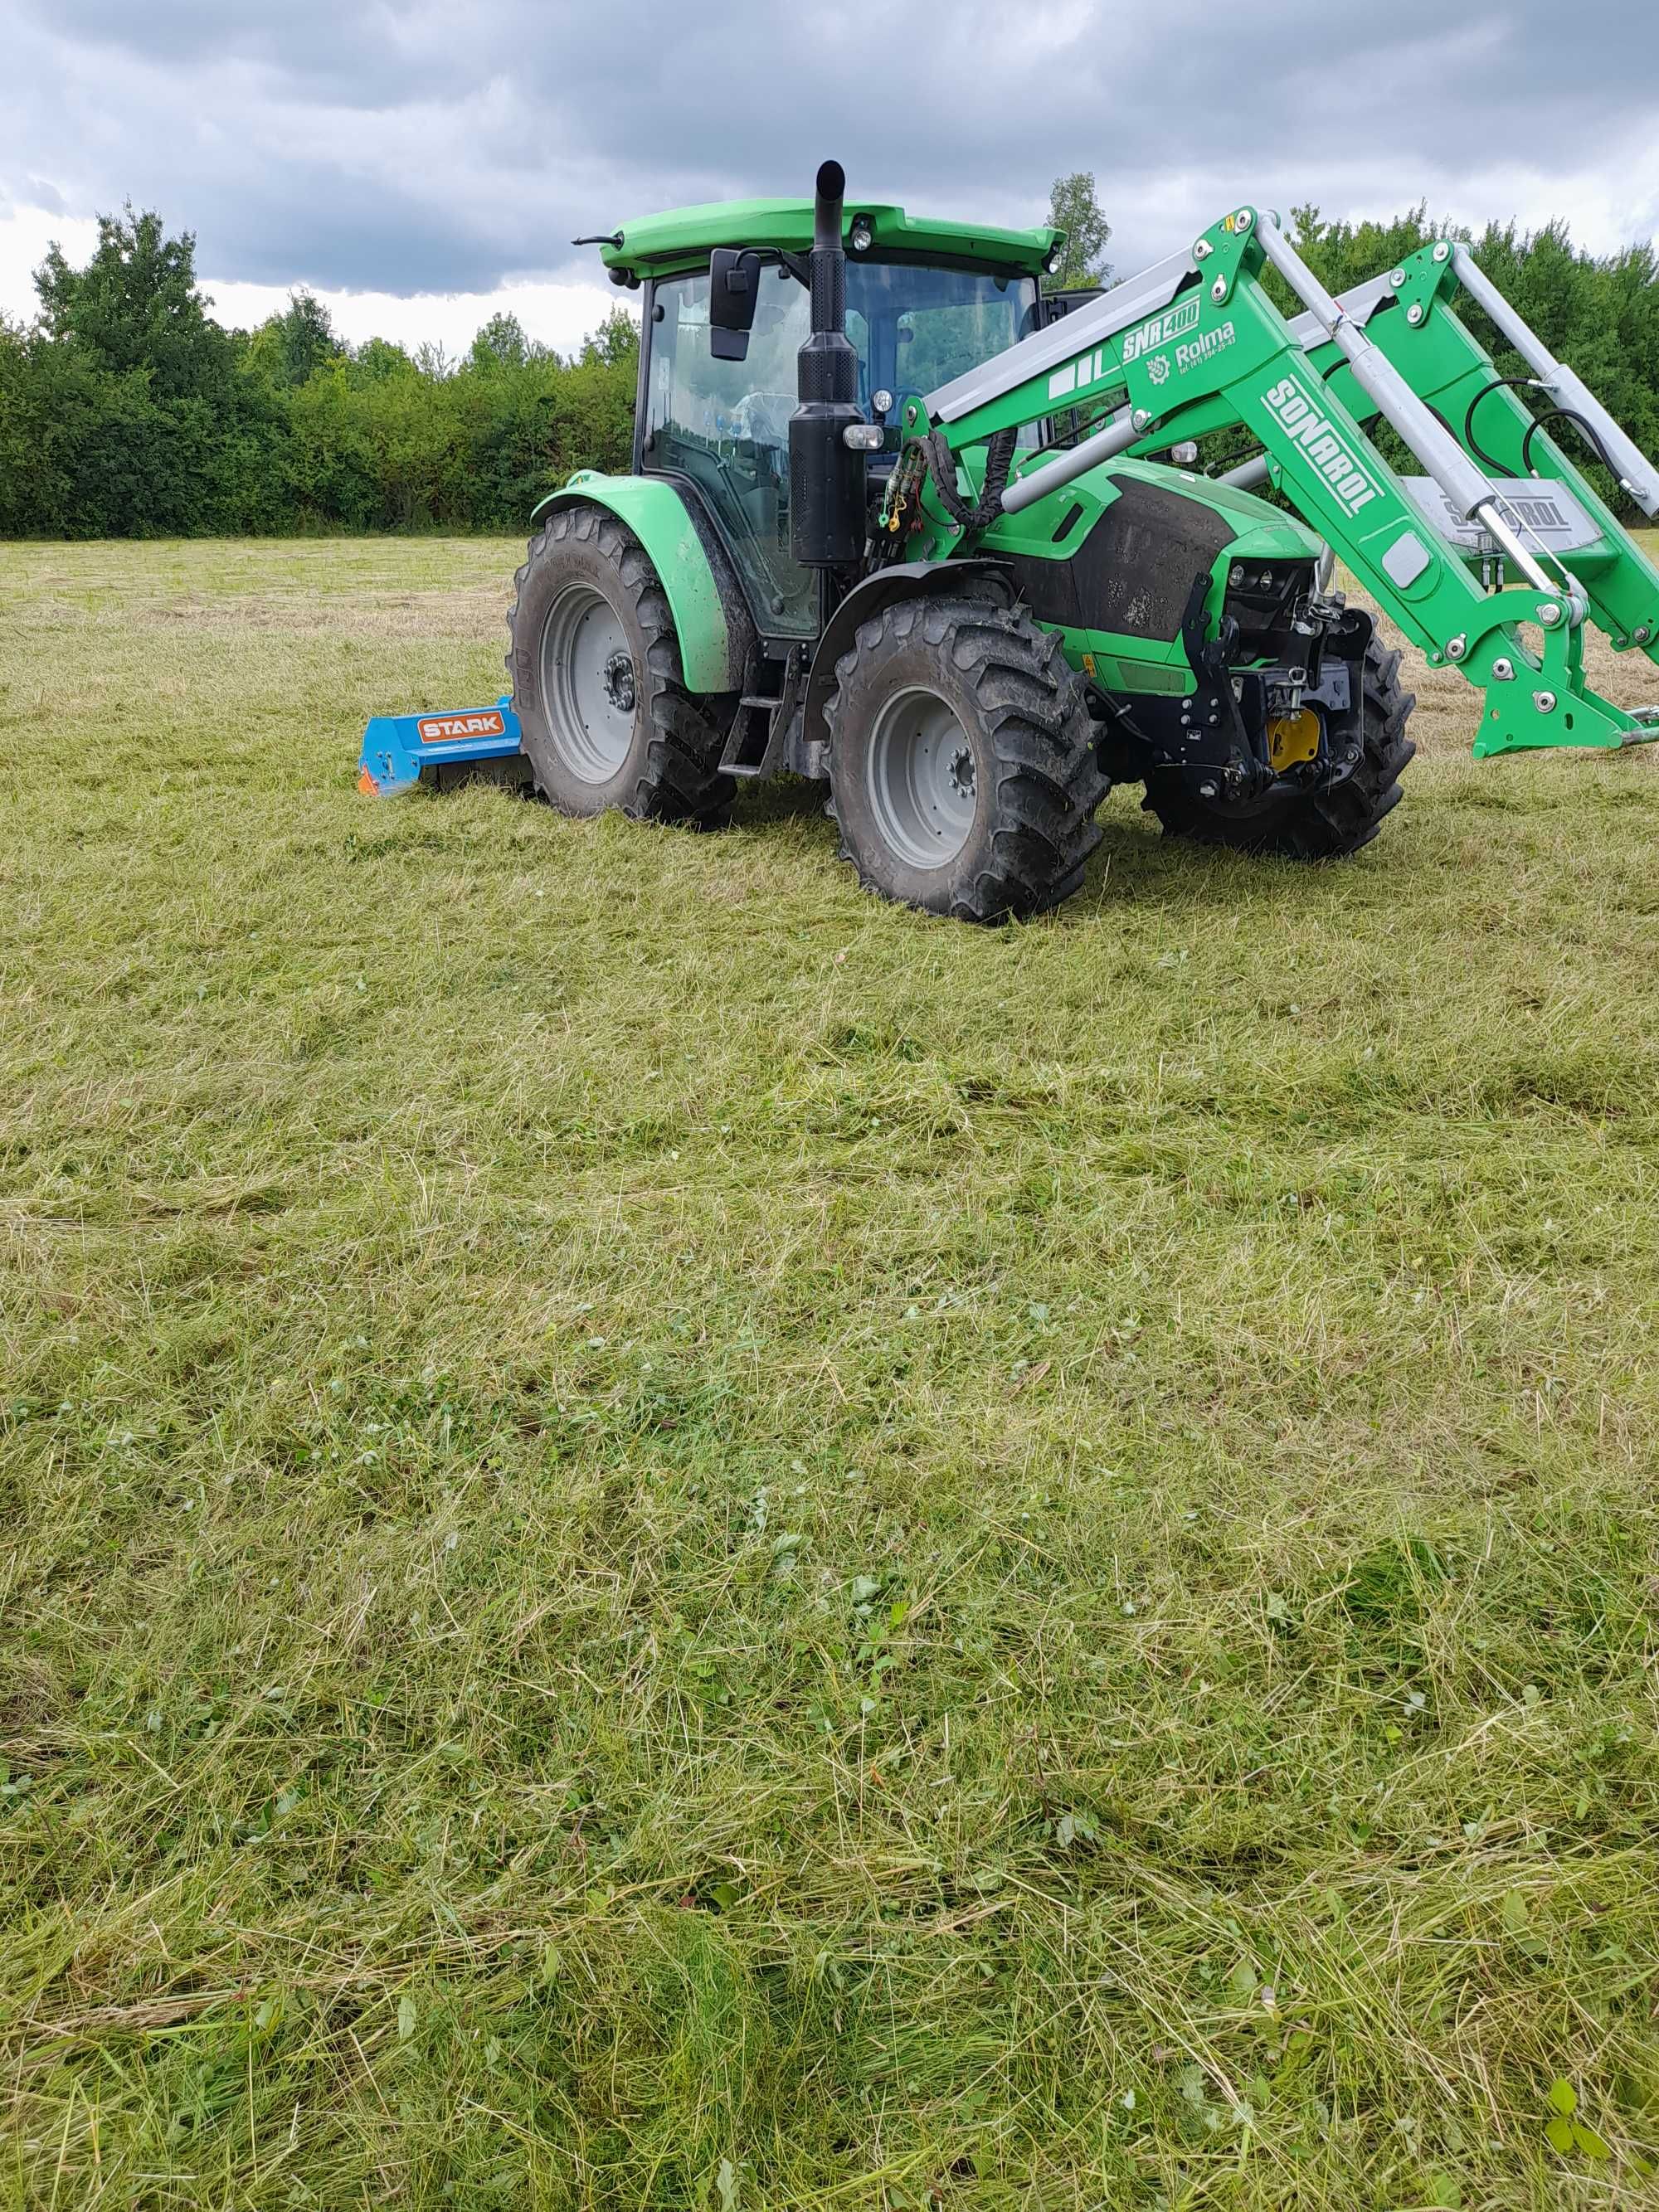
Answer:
[3,536,1658,2210]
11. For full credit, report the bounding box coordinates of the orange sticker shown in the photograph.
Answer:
[417,709,508,746]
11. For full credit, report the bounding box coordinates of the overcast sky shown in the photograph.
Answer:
[2,0,1657,358]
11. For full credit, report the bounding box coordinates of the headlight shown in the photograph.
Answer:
[849,216,874,253]
[1044,242,1064,276]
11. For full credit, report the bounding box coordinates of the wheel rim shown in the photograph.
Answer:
[538,582,638,783]
[865,686,979,870]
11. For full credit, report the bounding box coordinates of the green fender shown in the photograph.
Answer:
[530,470,744,694]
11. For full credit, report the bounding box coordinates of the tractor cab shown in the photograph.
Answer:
[597,197,1058,641]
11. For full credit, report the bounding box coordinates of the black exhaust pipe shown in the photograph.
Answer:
[790,159,866,569]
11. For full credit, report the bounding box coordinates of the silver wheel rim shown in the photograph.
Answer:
[539,582,638,783]
[865,687,979,870]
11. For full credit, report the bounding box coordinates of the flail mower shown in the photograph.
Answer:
[358,160,1659,921]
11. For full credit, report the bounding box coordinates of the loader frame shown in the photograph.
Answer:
[907,207,1659,759]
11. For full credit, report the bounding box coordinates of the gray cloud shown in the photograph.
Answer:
[2,0,1656,305]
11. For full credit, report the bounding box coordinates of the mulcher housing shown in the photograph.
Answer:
[362,162,1659,921]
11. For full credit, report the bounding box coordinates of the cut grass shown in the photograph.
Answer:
[2,535,1658,2210]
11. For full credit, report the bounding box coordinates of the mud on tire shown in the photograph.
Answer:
[825,596,1108,922]
[506,504,735,826]
[1142,636,1416,858]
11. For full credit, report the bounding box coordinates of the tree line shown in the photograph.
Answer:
[0,207,639,537]
[1,192,1656,538]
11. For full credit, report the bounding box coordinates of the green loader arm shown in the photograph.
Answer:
[902,207,1659,759]
[1285,241,1659,745]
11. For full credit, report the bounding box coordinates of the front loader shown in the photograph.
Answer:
[360,160,1659,922]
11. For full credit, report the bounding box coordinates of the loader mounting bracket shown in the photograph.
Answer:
[1177,567,1265,797]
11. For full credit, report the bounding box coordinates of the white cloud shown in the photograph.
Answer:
[2,1,1653,329]
[197,275,633,360]
[0,204,99,324]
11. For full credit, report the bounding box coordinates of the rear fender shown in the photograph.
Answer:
[802,559,1015,757]
[531,470,753,693]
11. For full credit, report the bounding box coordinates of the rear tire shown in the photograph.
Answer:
[825,596,1107,922]
[1141,637,1415,858]
[506,505,735,826]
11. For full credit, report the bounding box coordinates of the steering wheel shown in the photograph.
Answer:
[729,391,795,445]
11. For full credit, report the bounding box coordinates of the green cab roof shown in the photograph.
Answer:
[596,198,1058,282]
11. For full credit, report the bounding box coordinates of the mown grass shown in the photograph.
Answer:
[2,535,1658,2210]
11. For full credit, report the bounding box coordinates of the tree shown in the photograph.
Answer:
[576,307,639,369]
[1044,173,1112,292]
[33,202,231,401]
[351,336,418,384]
[23,205,289,533]
[469,311,530,373]
[246,289,343,386]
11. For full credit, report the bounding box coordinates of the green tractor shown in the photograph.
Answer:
[494,161,1659,922]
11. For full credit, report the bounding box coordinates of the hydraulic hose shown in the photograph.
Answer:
[1464,375,1543,474]
[922,425,1019,533]
[1521,406,1621,482]
[1463,377,1621,486]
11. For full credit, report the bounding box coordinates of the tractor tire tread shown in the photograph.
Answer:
[505,503,735,829]
[827,596,1107,923]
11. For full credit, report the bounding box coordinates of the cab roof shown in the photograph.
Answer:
[595,198,1059,283]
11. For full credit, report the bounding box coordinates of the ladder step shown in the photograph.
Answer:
[722,695,778,775]
[722,652,801,779]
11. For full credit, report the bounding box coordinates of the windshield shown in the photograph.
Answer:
[844,260,1039,415]
[644,259,1038,634]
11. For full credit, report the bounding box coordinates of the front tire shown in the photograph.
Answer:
[825,596,1107,922]
[506,504,735,826]
[1142,637,1416,858]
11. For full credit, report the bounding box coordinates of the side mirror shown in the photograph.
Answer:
[709,248,762,362]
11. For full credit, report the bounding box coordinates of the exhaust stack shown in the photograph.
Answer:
[790,159,867,568]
